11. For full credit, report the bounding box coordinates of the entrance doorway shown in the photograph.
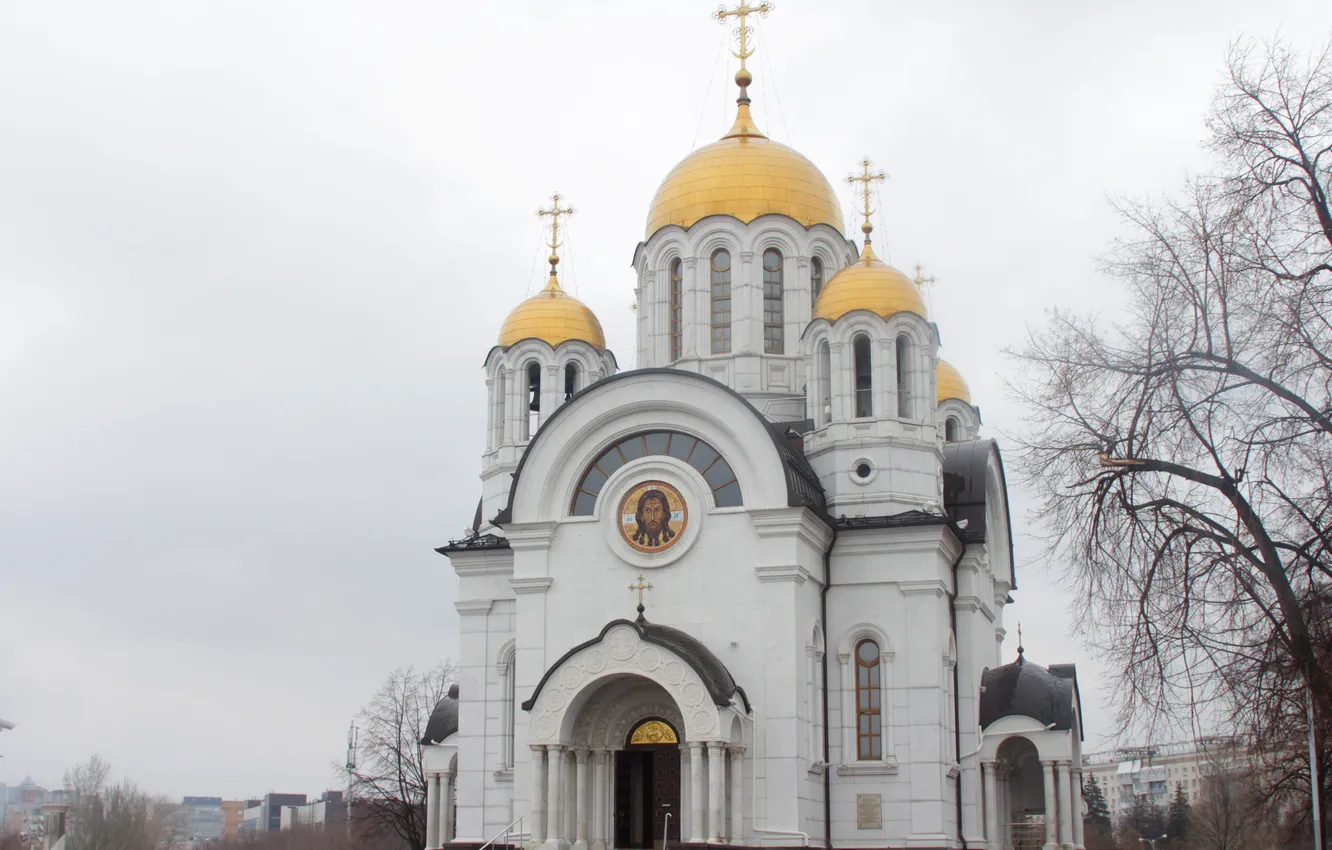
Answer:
[614,719,681,849]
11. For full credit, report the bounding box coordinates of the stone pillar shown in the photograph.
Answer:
[531,746,548,844]
[688,742,705,843]
[1070,765,1085,850]
[982,761,1000,850]
[1056,761,1073,848]
[707,743,725,843]
[443,773,457,844]
[426,773,441,849]
[591,751,608,850]
[574,750,591,850]
[564,748,577,842]
[728,747,744,844]
[1042,760,1058,850]
[546,745,565,848]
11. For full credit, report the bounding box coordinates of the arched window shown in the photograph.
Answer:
[564,362,579,401]
[811,256,824,300]
[498,644,517,769]
[896,335,911,418]
[492,370,505,447]
[945,416,960,442]
[853,335,872,418]
[763,248,784,354]
[818,341,832,425]
[524,361,541,439]
[855,639,882,760]
[570,430,742,515]
[670,259,683,361]
[711,249,732,354]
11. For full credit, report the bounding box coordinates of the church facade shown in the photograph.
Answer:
[423,9,1086,850]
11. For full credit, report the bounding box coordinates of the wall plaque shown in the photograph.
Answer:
[856,794,882,830]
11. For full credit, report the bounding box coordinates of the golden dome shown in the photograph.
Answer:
[936,359,972,404]
[812,243,928,322]
[645,102,845,237]
[498,273,605,350]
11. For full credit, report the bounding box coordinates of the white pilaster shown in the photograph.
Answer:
[1056,761,1072,848]
[982,761,999,850]
[1042,760,1058,850]
[707,742,724,843]
[688,742,705,843]
[573,750,590,850]
[728,747,743,844]
[531,746,547,845]
[564,748,576,842]
[591,751,608,850]
[443,773,456,844]
[426,773,441,849]
[1071,766,1085,850]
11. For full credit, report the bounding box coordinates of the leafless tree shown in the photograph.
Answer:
[62,754,187,850]
[346,662,456,850]
[1009,36,1331,843]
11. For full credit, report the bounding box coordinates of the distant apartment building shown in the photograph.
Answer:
[2,777,63,838]
[1082,737,1247,817]
[279,790,347,831]
[220,800,246,841]
[181,796,224,843]
[241,793,307,835]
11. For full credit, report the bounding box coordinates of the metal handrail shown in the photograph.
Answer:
[478,815,524,850]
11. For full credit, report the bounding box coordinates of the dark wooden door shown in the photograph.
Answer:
[649,746,681,846]
[615,747,681,849]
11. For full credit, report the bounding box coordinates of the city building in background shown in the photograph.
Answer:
[220,799,246,841]
[1082,737,1247,815]
[279,790,347,831]
[2,777,64,838]
[181,796,224,843]
[241,793,306,836]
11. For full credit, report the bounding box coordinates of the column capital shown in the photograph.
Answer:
[727,745,745,759]
[1057,759,1073,767]
[576,749,590,763]
[1041,759,1057,767]
[706,741,725,753]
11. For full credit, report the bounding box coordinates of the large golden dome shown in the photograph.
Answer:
[813,243,927,322]
[936,359,972,404]
[645,102,844,238]
[498,272,605,349]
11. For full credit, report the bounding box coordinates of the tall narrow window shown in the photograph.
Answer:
[564,362,578,401]
[525,361,541,439]
[896,336,911,418]
[506,658,517,767]
[495,371,506,445]
[818,341,832,424]
[855,639,882,760]
[811,256,824,300]
[711,249,732,354]
[763,248,784,354]
[945,416,959,442]
[670,259,683,361]
[853,335,872,418]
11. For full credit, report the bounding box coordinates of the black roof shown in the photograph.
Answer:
[492,368,827,526]
[421,683,460,745]
[979,653,1082,739]
[942,438,1016,589]
[522,616,751,714]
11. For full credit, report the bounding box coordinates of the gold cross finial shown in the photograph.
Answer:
[536,192,576,276]
[846,157,886,245]
[628,574,654,622]
[912,263,936,291]
[714,2,772,74]
[1016,622,1025,657]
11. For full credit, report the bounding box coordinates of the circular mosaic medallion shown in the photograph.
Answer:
[618,480,688,553]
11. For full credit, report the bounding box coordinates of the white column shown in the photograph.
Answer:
[546,745,565,847]
[1042,760,1058,850]
[591,752,608,850]
[707,743,725,843]
[426,773,441,849]
[982,761,999,850]
[1056,761,1072,848]
[1071,767,1085,850]
[728,747,744,844]
[531,746,548,844]
[688,742,705,843]
[574,750,591,850]
[443,773,456,844]
[564,748,577,842]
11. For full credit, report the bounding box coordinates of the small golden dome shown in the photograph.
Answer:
[498,274,605,350]
[645,103,845,238]
[936,359,972,404]
[812,243,928,322]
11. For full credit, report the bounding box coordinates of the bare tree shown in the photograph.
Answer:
[1009,36,1331,843]
[63,754,186,850]
[347,662,456,850]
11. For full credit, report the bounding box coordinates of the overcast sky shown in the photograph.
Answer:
[3,0,1331,802]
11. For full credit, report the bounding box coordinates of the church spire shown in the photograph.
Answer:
[846,156,887,264]
[536,191,575,292]
[715,1,771,140]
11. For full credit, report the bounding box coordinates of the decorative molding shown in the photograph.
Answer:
[504,522,559,551]
[450,550,515,577]
[898,579,948,598]
[510,577,555,595]
[492,767,514,783]
[837,758,900,776]
[754,565,812,585]
[454,599,495,616]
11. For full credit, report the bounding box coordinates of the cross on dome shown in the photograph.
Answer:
[628,574,654,622]
[714,1,772,75]
[536,192,576,281]
[846,157,887,247]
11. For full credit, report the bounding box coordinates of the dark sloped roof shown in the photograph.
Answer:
[492,368,827,526]
[421,683,460,745]
[979,654,1082,739]
[942,438,1016,588]
[521,616,751,714]
[436,532,510,556]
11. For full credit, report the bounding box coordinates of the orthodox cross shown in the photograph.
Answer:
[912,262,937,309]
[536,192,575,258]
[629,574,654,622]
[846,157,887,240]
[714,1,772,72]
[1016,622,1025,657]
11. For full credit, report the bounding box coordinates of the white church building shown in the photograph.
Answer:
[424,8,1086,850]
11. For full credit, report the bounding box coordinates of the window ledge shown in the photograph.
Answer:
[837,758,899,776]
[807,761,828,776]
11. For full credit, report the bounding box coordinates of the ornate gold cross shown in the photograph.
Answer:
[846,157,887,237]
[536,192,575,255]
[912,262,936,291]
[714,1,772,71]
[628,574,654,604]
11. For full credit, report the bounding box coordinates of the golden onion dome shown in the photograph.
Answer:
[936,359,972,404]
[812,242,928,322]
[498,270,605,350]
[645,100,844,238]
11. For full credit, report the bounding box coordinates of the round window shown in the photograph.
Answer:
[855,463,873,480]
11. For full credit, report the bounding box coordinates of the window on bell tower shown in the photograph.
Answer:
[711,249,732,354]
[525,361,541,439]
[853,335,872,418]
[763,248,784,354]
[896,335,911,418]
[811,256,824,300]
[564,362,579,401]
[670,259,683,361]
